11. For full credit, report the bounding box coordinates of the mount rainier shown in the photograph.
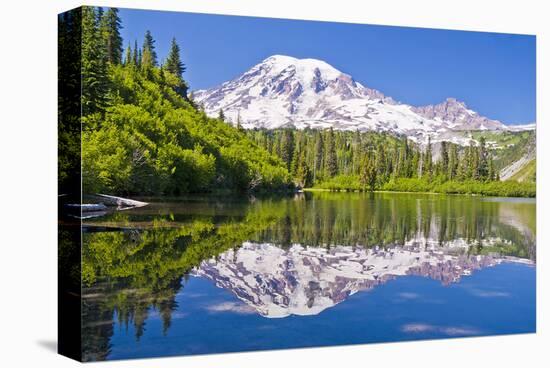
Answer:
[193,241,530,318]
[194,55,526,145]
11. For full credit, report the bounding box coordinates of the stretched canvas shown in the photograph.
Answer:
[58,6,536,362]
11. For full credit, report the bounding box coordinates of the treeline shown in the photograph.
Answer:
[81,7,187,115]
[246,128,500,190]
[73,7,292,195]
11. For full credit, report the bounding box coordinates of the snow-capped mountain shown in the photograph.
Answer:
[193,240,531,318]
[411,98,505,131]
[194,55,518,144]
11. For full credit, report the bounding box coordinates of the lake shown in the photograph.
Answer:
[79,192,536,361]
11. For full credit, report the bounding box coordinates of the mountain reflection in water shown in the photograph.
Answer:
[194,241,532,318]
[78,192,535,361]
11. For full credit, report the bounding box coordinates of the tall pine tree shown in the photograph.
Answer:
[133,40,139,66]
[165,37,185,78]
[440,141,449,178]
[313,131,324,182]
[478,136,489,180]
[280,129,294,171]
[142,30,158,67]
[325,128,338,178]
[423,136,433,179]
[360,153,377,191]
[124,42,132,65]
[100,8,123,64]
[448,143,458,180]
[81,6,109,116]
[165,37,188,97]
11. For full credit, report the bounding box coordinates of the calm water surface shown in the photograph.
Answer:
[79,192,536,361]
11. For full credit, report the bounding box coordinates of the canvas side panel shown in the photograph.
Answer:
[58,7,83,362]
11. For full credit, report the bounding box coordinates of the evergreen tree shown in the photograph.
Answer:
[488,158,495,181]
[469,141,480,179]
[236,111,244,131]
[158,64,166,88]
[280,129,294,171]
[218,109,225,121]
[290,131,303,176]
[137,47,142,68]
[376,144,388,182]
[100,8,123,64]
[410,150,420,179]
[458,146,470,180]
[142,30,158,67]
[478,136,489,180]
[81,6,109,116]
[124,43,132,66]
[352,130,361,174]
[164,37,188,97]
[295,150,312,188]
[360,153,377,191]
[423,136,433,179]
[440,141,449,179]
[376,145,388,183]
[141,46,154,69]
[448,144,458,180]
[165,37,185,79]
[133,40,139,66]
[325,128,338,177]
[313,131,324,182]
[391,143,400,178]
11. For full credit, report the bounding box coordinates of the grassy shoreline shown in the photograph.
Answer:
[304,187,535,199]
[308,177,536,198]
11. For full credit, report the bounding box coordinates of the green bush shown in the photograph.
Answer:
[381,178,432,193]
[315,175,363,191]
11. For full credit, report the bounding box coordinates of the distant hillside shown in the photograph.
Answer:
[508,159,536,182]
[488,131,536,182]
[447,130,535,183]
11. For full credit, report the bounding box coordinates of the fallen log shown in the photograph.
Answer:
[62,195,148,220]
[85,194,148,209]
[66,203,108,212]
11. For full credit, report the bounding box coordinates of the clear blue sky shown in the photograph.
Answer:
[118,7,536,124]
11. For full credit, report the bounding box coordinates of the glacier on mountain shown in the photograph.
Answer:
[193,55,528,145]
